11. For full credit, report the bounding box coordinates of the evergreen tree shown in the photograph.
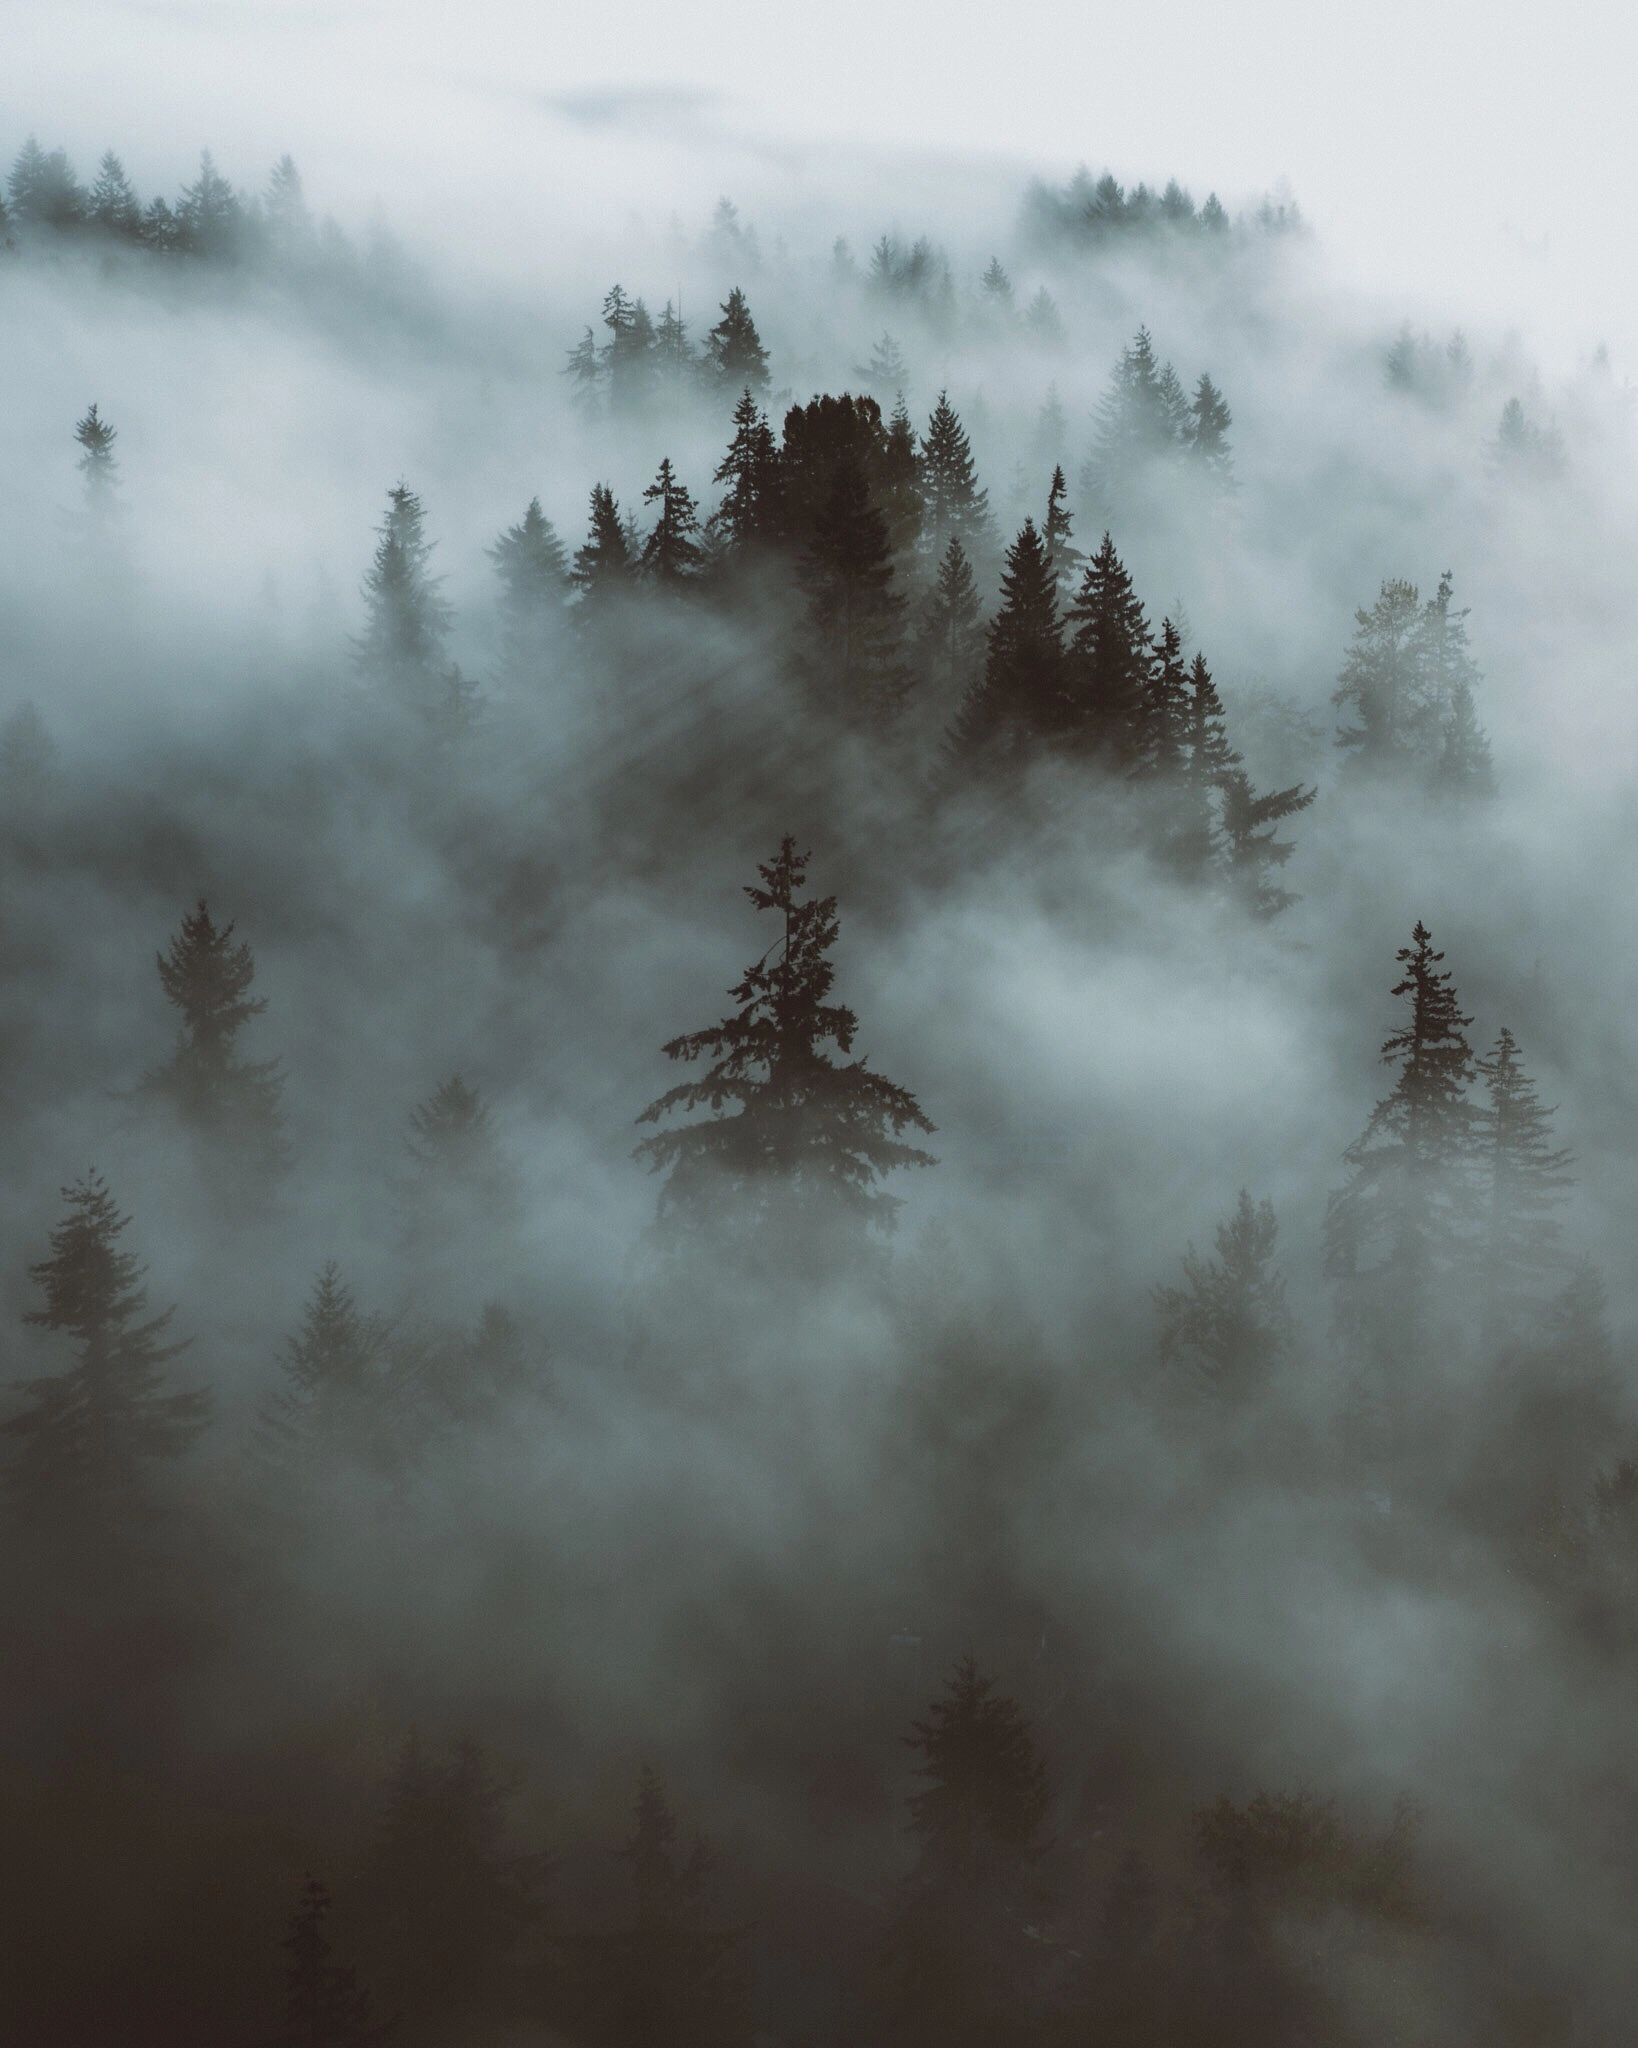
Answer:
[800,457,911,719]
[978,256,1014,316]
[1062,533,1154,761]
[404,1075,517,1228]
[1436,676,1496,796]
[273,1876,377,2047]
[175,149,244,259]
[1132,615,1190,780]
[564,327,603,420]
[599,285,656,415]
[919,391,991,565]
[3,1175,208,1530]
[569,1767,751,2048]
[880,397,927,562]
[859,332,910,392]
[1155,1191,1292,1400]
[710,390,783,553]
[1173,652,1239,874]
[1217,769,1315,917]
[1185,373,1234,480]
[880,1660,1051,2048]
[949,518,1061,764]
[704,286,769,394]
[653,299,693,397]
[779,393,891,550]
[640,458,705,586]
[264,155,312,251]
[1089,328,1186,484]
[1022,287,1062,344]
[1041,465,1082,593]
[915,535,985,716]
[1332,578,1432,774]
[259,1262,389,1464]
[86,151,141,238]
[1419,572,1494,795]
[73,403,120,519]
[488,498,568,690]
[570,483,635,616]
[7,136,83,228]
[139,195,182,252]
[1325,924,1479,1429]
[635,839,935,1253]
[1475,1029,1573,1340]
[355,483,455,711]
[363,1733,549,2036]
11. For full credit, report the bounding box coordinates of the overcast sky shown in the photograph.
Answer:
[8,0,1637,356]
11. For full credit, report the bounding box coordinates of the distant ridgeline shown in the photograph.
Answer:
[1021,166,1303,248]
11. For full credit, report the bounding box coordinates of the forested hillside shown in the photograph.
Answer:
[1,131,1636,2045]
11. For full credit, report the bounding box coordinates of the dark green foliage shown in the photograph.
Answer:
[949,517,1061,764]
[1154,1190,1293,1399]
[880,396,926,560]
[779,392,891,548]
[915,535,985,713]
[600,285,656,415]
[634,838,934,1249]
[1132,615,1190,779]
[1171,651,1238,873]
[568,1767,751,2048]
[1062,532,1154,760]
[273,1876,376,2047]
[640,457,704,586]
[355,484,455,710]
[704,286,768,394]
[3,1175,208,1529]
[1041,464,1082,592]
[151,898,287,1152]
[879,1659,1051,2047]
[1475,1029,1573,1338]
[800,455,911,718]
[1217,768,1315,917]
[918,391,991,566]
[711,389,783,552]
[488,497,568,689]
[571,483,636,615]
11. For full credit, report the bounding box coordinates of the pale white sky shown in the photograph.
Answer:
[9,0,1638,354]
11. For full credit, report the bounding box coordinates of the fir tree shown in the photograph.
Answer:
[879,397,926,561]
[1217,769,1315,917]
[948,518,1061,764]
[1062,532,1154,761]
[880,1660,1051,2048]
[634,839,935,1254]
[86,151,141,238]
[1419,572,1494,795]
[7,136,83,228]
[175,149,243,259]
[3,1175,208,1530]
[264,155,312,251]
[564,327,603,420]
[570,484,635,616]
[653,299,693,397]
[919,391,991,565]
[1089,328,1186,484]
[568,1767,751,2048]
[1475,1029,1573,1340]
[859,332,910,392]
[355,483,455,712]
[640,458,705,586]
[139,195,181,252]
[74,402,119,510]
[800,457,911,719]
[600,285,656,415]
[1325,924,1479,1428]
[1185,373,1234,480]
[488,498,568,690]
[150,900,288,1183]
[915,535,985,715]
[274,1876,377,2047]
[978,257,1014,314]
[259,1262,389,1464]
[704,286,769,394]
[1022,287,1062,343]
[1174,652,1239,874]
[1332,578,1432,773]
[711,389,783,553]
[1132,615,1190,779]
[1155,1190,1292,1399]
[1041,465,1083,593]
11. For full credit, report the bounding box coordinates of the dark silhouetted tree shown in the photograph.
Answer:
[978,256,1014,315]
[948,517,1061,764]
[86,151,140,238]
[3,1175,208,1531]
[488,497,568,690]
[1041,464,1082,593]
[880,397,926,561]
[916,535,985,716]
[1332,578,1431,774]
[273,1875,377,2047]
[919,391,991,566]
[1154,1190,1293,1400]
[7,136,83,229]
[355,484,455,712]
[74,402,119,513]
[1475,1029,1572,1341]
[704,285,768,394]
[800,457,911,719]
[570,483,635,617]
[1062,532,1154,760]
[711,389,783,553]
[641,458,705,586]
[258,1262,389,1466]
[880,1659,1051,2048]
[1185,372,1234,481]
[176,149,243,258]
[635,839,934,1254]
[1172,651,1239,875]
[1217,768,1314,917]
[1132,615,1190,780]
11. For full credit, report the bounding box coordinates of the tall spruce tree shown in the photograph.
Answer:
[704,286,769,394]
[1475,1029,1573,1341]
[74,403,119,515]
[640,458,705,586]
[7,136,83,229]
[273,1876,376,2047]
[570,484,636,618]
[948,517,1062,764]
[880,397,927,561]
[1154,1190,1293,1400]
[1419,573,1494,796]
[86,151,141,237]
[1217,769,1315,917]
[800,456,911,719]
[1062,532,1154,761]
[3,1175,208,1530]
[919,391,991,566]
[355,483,455,712]
[915,535,986,716]
[1173,651,1239,875]
[880,1660,1052,2048]
[488,497,568,691]
[1041,465,1083,593]
[634,839,934,1254]
[568,1767,751,2048]
[175,149,243,258]
[711,389,783,553]
[1185,373,1234,480]
[1089,328,1187,486]
[1132,616,1191,779]
[258,1262,389,1466]
[1332,579,1433,775]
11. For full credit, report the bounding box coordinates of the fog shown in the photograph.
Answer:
[4,17,1638,2046]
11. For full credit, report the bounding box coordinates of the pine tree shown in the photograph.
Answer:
[1185,373,1234,481]
[274,1876,376,2047]
[73,403,120,530]
[1062,533,1154,761]
[1332,579,1433,774]
[634,839,935,1253]
[1041,465,1083,593]
[7,136,83,229]
[710,390,783,554]
[948,518,1062,764]
[570,484,635,617]
[1154,1191,1293,1400]
[264,155,312,251]
[149,899,289,1180]
[800,457,911,719]
[1132,616,1190,779]
[1173,652,1239,874]
[1419,573,1494,795]
[403,1075,517,1239]
[355,484,455,711]
[1325,925,1478,1425]
[175,149,243,259]
[653,300,693,397]
[1217,769,1315,917]
[599,285,655,415]
[139,195,181,252]
[915,536,985,715]
[568,1767,751,2048]
[564,327,603,420]
[1475,1029,1573,1340]
[3,1175,208,1530]
[488,498,568,690]
[259,1262,389,1464]
[1089,328,1186,484]
[880,398,926,562]
[880,1660,1051,2048]
[704,286,768,394]
[640,458,705,586]
[1436,677,1496,796]
[919,392,991,566]
[86,152,141,238]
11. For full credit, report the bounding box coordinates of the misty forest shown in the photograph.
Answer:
[1,130,1637,2048]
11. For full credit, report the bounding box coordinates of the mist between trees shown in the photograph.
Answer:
[3,122,1638,2048]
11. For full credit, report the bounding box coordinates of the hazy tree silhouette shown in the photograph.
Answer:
[704,286,769,394]
[272,1875,378,2046]
[1475,1029,1572,1341]
[948,517,1061,764]
[640,457,705,586]
[355,483,455,714]
[488,497,568,690]
[1063,532,1155,761]
[1154,1190,1293,1400]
